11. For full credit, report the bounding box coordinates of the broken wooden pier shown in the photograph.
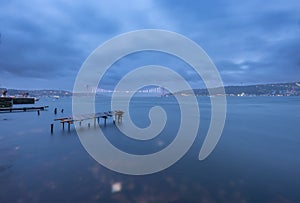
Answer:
[53,111,124,132]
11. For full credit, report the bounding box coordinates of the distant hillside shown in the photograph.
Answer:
[171,82,300,96]
[2,81,300,97]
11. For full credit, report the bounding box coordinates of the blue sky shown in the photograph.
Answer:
[0,0,299,90]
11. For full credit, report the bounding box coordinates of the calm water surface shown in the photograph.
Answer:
[0,96,299,203]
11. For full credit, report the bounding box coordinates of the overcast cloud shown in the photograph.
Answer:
[0,0,299,90]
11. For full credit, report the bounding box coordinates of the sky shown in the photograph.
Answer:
[0,0,300,90]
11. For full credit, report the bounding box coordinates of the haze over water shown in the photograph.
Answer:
[0,96,299,203]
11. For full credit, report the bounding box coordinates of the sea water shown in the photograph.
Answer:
[0,96,300,203]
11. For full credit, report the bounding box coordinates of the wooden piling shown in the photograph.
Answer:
[103,116,107,126]
[37,110,40,116]
[50,124,54,134]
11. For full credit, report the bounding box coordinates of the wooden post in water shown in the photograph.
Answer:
[88,123,90,128]
[104,116,107,126]
[37,110,40,116]
[50,124,54,134]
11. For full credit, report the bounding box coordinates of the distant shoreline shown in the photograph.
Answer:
[1,81,300,97]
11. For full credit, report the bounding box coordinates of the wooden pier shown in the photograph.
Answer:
[0,106,48,112]
[53,111,124,131]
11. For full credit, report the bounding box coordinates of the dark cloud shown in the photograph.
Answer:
[0,0,123,89]
[158,0,300,85]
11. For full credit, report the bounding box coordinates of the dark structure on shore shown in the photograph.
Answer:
[0,97,35,108]
[0,89,35,108]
